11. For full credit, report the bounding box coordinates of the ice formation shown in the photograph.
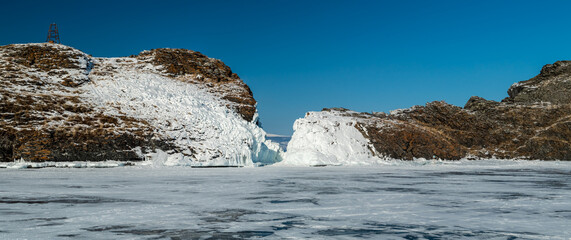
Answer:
[281,110,382,166]
[83,57,282,166]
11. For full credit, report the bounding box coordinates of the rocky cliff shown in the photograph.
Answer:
[0,43,281,165]
[282,61,571,165]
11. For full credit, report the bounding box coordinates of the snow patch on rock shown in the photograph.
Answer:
[81,57,282,167]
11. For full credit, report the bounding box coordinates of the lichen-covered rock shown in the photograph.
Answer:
[505,60,571,105]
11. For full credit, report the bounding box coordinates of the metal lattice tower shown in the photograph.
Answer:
[46,23,60,44]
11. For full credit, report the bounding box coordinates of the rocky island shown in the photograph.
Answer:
[283,61,571,165]
[0,43,281,166]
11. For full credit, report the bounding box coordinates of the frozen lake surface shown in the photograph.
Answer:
[1,160,570,239]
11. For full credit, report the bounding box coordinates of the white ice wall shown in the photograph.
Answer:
[280,111,382,166]
[82,57,281,167]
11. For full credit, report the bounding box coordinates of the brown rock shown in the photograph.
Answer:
[324,61,571,160]
[505,60,571,104]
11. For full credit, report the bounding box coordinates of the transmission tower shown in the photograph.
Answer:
[46,23,60,44]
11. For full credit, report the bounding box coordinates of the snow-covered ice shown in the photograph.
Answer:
[1,160,570,239]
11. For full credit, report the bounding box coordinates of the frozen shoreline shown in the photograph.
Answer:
[1,158,569,169]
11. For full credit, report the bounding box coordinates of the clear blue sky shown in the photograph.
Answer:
[2,0,571,135]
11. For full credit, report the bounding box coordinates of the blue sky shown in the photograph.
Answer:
[2,0,571,135]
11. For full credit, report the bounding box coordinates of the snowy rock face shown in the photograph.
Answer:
[282,62,571,165]
[281,109,380,166]
[0,43,281,166]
